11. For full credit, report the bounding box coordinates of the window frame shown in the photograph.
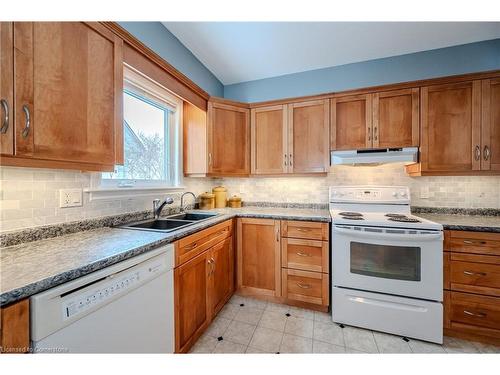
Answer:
[99,64,184,190]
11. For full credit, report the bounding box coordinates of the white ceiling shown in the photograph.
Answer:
[162,22,500,85]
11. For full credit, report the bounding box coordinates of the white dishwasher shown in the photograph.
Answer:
[30,245,174,353]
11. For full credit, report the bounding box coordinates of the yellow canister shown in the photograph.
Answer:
[228,195,242,208]
[212,186,227,208]
[198,192,215,210]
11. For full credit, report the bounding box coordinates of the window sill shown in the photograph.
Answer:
[83,186,186,202]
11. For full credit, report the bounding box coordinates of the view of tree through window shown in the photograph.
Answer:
[103,90,170,181]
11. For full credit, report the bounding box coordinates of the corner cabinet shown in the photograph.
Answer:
[0,22,123,171]
[207,100,250,176]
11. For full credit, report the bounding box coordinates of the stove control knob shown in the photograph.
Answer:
[400,191,408,197]
[392,192,398,197]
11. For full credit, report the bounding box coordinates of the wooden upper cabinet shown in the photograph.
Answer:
[0,22,14,156]
[251,105,287,174]
[183,102,207,176]
[288,99,330,173]
[420,81,481,173]
[373,88,419,148]
[331,94,371,150]
[481,78,500,171]
[12,22,123,169]
[207,100,250,176]
[237,218,281,298]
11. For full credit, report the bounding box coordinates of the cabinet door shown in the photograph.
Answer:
[207,101,250,176]
[0,22,14,156]
[183,102,207,176]
[420,81,481,173]
[288,99,330,173]
[481,78,500,171]
[331,94,372,150]
[237,218,281,297]
[13,22,123,168]
[209,237,235,316]
[373,88,419,148]
[0,299,30,353]
[251,105,287,174]
[174,251,211,353]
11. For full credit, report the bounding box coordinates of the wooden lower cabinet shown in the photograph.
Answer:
[281,269,329,308]
[0,299,30,353]
[209,237,235,316]
[174,219,235,353]
[443,230,500,346]
[236,218,281,298]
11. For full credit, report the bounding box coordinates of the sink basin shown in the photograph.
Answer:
[126,219,193,231]
[168,212,218,221]
[119,211,219,233]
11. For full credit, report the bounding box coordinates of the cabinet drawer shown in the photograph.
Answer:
[449,292,500,334]
[281,220,328,241]
[175,220,232,266]
[450,253,500,297]
[447,230,500,256]
[281,269,328,306]
[282,238,329,273]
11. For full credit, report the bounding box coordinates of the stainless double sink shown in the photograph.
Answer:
[119,212,219,233]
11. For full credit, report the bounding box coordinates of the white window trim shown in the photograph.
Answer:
[84,64,185,201]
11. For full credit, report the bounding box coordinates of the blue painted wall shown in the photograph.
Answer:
[224,39,500,103]
[119,22,224,97]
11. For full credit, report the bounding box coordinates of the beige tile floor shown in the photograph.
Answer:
[189,295,500,354]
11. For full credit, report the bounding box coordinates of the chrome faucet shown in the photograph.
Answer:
[180,192,196,212]
[153,197,174,219]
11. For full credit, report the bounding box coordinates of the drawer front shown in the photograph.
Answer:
[281,269,328,306]
[282,238,329,273]
[175,220,232,266]
[447,230,500,256]
[450,255,500,297]
[281,220,328,241]
[450,292,500,332]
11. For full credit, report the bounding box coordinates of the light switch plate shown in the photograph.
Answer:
[59,189,83,208]
[420,186,430,199]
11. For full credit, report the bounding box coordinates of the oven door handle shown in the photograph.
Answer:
[333,226,443,242]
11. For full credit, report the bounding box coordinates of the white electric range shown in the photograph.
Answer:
[329,186,444,344]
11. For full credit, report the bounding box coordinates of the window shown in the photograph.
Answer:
[101,66,183,188]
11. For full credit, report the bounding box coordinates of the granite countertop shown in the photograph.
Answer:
[415,213,500,233]
[0,207,330,306]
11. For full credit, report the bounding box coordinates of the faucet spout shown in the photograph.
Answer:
[180,192,196,212]
[153,197,174,219]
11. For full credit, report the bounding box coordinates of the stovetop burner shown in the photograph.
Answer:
[338,212,363,217]
[388,217,421,223]
[385,213,407,218]
[340,216,364,220]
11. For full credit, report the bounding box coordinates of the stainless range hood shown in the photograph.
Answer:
[331,147,418,165]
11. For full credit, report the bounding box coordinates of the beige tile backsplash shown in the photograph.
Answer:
[1,163,500,233]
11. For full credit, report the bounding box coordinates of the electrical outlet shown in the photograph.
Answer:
[420,186,430,199]
[59,189,83,208]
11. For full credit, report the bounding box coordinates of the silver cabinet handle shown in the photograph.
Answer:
[463,240,486,245]
[474,145,480,161]
[22,105,31,138]
[296,252,312,257]
[208,152,212,166]
[296,282,312,289]
[484,145,490,161]
[463,271,487,276]
[373,126,378,141]
[367,127,372,141]
[284,154,288,166]
[0,99,9,134]
[463,310,486,318]
[289,153,292,166]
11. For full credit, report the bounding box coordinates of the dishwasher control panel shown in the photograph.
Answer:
[61,258,167,321]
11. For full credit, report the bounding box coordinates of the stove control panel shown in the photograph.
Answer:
[329,186,410,204]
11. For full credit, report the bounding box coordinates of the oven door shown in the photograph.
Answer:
[332,225,443,301]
